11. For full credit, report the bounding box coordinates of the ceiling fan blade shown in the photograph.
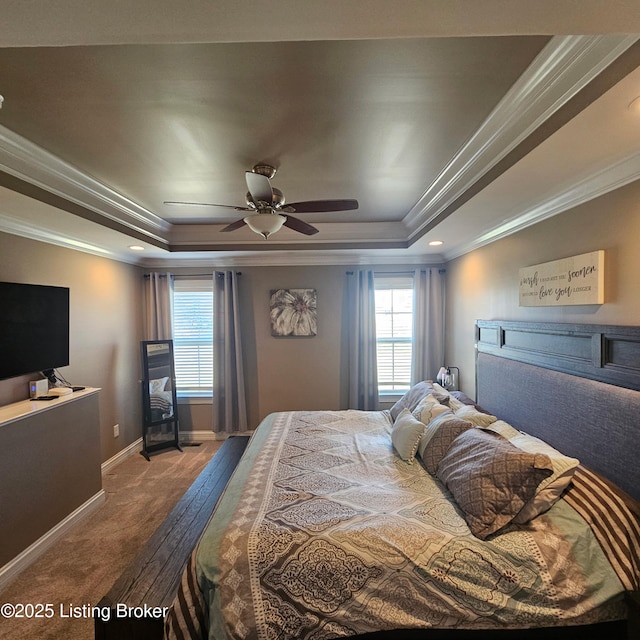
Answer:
[220,218,248,233]
[283,215,319,236]
[164,200,251,211]
[285,199,359,213]
[245,171,273,205]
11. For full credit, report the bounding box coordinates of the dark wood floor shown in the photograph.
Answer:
[95,435,249,640]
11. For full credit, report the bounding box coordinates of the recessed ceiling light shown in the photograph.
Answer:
[129,245,145,251]
[429,240,444,246]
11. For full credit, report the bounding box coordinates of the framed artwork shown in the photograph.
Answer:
[519,250,605,307]
[270,288,317,336]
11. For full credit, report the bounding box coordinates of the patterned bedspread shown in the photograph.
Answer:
[166,410,628,640]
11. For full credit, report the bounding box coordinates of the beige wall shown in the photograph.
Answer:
[248,265,347,420]
[8,176,637,448]
[0,232,144,461]
[173,265,353,430]
[445,179,640,397]
[173,264,420,430]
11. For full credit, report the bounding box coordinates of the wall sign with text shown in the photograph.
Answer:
[519,250,605,307]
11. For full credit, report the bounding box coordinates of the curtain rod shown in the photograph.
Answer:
[144,272,242,278]
[346,268,446,275]
[186,272,242,277]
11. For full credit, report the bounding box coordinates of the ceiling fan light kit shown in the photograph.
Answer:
[165,164,358,239]
[244,211,287,239]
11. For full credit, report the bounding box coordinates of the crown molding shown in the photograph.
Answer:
[0,125,171,239]
[0,212,117,257]
[139,250,444,269]
[168,220,407,245]
[443,151,640,261]
[404,34,639,238]
[0,33,636,265]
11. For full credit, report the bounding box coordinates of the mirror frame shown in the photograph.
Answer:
[140,339,182,460]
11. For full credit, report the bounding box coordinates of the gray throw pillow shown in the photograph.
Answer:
[436,429,553,539]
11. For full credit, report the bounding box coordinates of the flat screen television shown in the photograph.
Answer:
[0,281,70,380]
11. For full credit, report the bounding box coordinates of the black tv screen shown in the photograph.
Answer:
[0,282,70,380]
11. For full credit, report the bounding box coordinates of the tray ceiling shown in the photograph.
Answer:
[1,2,639,266]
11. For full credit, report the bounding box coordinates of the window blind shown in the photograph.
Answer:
[374,275,414,393]
[173,278,213,394]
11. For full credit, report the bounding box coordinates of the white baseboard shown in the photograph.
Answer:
[180,429,254,442]
[101,437,143,475]
[100,432,253,471]
[180,429,220,442]
[0,490,106,592]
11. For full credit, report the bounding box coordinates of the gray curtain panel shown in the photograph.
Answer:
[213,271,248,434]
[143,272,174,340]
[412,268,445,384]
[346,269,379,410]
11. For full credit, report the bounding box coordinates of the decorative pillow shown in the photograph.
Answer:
[479,419,521,440]
[503,430,580,523]
[389,381,448,420]
[149,376,170,394]
[412,394,450,425]
[449,390,474,406]
[436,429,553,539]
[446,395,466,412]
[449,391,493,415]
[419,415,474,475]
[453,404,498,428]
[416,412,453,460]
[432,382,450,398]
[391,409,427,464]
[562,465,640,591]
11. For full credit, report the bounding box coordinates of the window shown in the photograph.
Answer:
[172,278,213,396]
[374,275,414,394]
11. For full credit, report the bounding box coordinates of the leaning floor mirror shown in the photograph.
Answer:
[140,339,182,460]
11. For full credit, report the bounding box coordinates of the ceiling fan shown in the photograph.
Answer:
[164,164,358,239]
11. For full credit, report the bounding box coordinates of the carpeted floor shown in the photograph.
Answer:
[0,440,222,640]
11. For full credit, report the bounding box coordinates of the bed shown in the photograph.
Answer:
[165,321,640,640]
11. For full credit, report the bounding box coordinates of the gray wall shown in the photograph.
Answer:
[0,232,144,462]
[445,179,640,398]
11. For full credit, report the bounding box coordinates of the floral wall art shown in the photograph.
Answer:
[270,288,317,336]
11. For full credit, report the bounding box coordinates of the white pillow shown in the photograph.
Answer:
[412,394,450,425]
[391,409,427,464]
[506,431,579,523]
[453,404,497,428]
[447,395,465,412]
[480,419,521,440]
[149,376,169,394]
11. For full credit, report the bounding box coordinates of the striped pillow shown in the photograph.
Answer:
[562,465,640,591]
